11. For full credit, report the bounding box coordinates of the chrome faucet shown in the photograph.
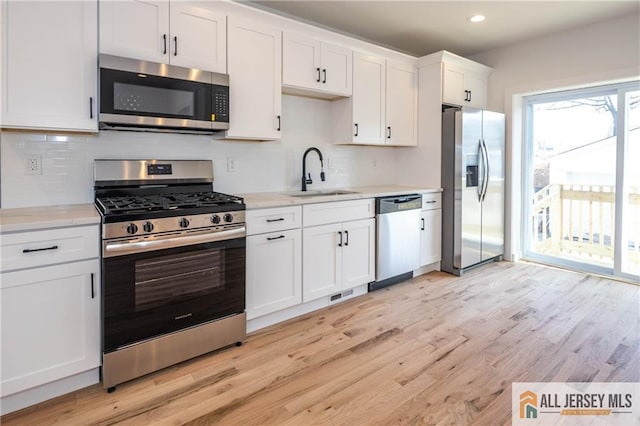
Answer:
[301,147,325,191]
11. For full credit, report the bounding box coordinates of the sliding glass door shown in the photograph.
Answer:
[524,82,639,282]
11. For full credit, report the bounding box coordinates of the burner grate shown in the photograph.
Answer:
[96,191,244,216]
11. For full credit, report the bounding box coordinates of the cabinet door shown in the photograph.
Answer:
[420,209,442,266]
[442,62,466,106]
[1,0,97,131]
[0,260,100,397]
[464,71,486,109]
[303,223,342,302]
[385,61,417,146]
[320,42,352,96]
[99,0,169,64]
[342,218,375,290]
[282,33,321,90]
[352,53,386,145]
[169,3,226,73]
[227,17,282,140]
[246,229,301,319]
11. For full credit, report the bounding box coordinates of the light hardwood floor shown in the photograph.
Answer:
[2,262,639,425]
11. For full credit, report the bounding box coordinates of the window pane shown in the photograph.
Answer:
[621,90,640,276]
[529,94,617,269]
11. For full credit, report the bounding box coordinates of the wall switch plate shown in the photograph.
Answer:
[327,157,335,171]
[25,155,42,175]
[227,157,238,172]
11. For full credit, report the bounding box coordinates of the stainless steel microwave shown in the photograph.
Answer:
[98,54,229,134]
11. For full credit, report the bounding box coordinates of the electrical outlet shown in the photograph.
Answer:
[25,155,42,175]
[227,157,238,172]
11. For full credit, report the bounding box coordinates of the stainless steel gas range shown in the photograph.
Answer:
[94,159,246,391]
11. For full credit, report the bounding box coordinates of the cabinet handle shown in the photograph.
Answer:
[266,218,285,223]
[277,115,281,131]
[22,245,58,253]
[316,67,321,82]
[354,123,358,137]
[89,97,94,119]
[387,126,391,139]
[90,273,95,299]
[163,34,167,55]
[425,200,437,204]
[173,36,178,56]
[338,231,343,247]
[468,90,472,102]
[322,69,327,83]
[421,218,425,231]
[267,235,285,241]
[344,230,349,246]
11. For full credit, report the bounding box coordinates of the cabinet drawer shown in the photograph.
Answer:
[422,193,442,210]
[246,206,302,235]
[0,225,99,273]
[303,198,374,227]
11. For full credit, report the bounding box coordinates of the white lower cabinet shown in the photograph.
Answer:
[0,224,100,414]
[1,260,100,398]
[302,199,375,302]
[246,206,302,319]
[246,229,302,319]
[419,193,442,266]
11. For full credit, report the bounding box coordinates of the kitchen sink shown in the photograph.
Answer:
[287,190,360,198]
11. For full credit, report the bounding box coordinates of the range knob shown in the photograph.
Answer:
[143,221,154,233]
[224,213,234,223]
[126,223,138,235]
[211,214,221,224]
[178,218,190,228]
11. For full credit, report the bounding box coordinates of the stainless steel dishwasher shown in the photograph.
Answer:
[369,194,423,291]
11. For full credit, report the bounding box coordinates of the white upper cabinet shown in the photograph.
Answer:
[0,0,98,132]
[439,52,491,109]
[226,16,282,141]
[332,53,417,146]
[352,53,386,144]
[99,0,226,73]
[282,32,352,97]
[385,60,418,146]
[168,3,226,72]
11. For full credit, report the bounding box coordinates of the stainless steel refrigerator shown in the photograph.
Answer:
[441,107,505,276]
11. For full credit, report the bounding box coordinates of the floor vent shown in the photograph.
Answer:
[329,289,355,304]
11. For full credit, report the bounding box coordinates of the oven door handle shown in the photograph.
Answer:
[103,227,246,257]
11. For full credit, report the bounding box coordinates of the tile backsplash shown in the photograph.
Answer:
[1,95,399,208]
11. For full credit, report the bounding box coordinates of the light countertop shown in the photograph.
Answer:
[0,204,101,233]
[239,185,442,209]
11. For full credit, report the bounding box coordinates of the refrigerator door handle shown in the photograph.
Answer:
[480,138,490,202]
[477,139,484,201]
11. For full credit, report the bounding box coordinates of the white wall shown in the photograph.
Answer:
[0,95,397,208]
[469,13,640,261]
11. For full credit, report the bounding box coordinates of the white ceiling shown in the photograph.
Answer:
[243,1,640,57]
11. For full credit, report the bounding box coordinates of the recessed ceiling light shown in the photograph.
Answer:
[469,15,486,23]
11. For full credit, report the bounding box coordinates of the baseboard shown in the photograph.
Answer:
[1,368,99,416]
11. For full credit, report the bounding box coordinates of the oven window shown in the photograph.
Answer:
[134,248,224,311]
[114,82,194,116]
